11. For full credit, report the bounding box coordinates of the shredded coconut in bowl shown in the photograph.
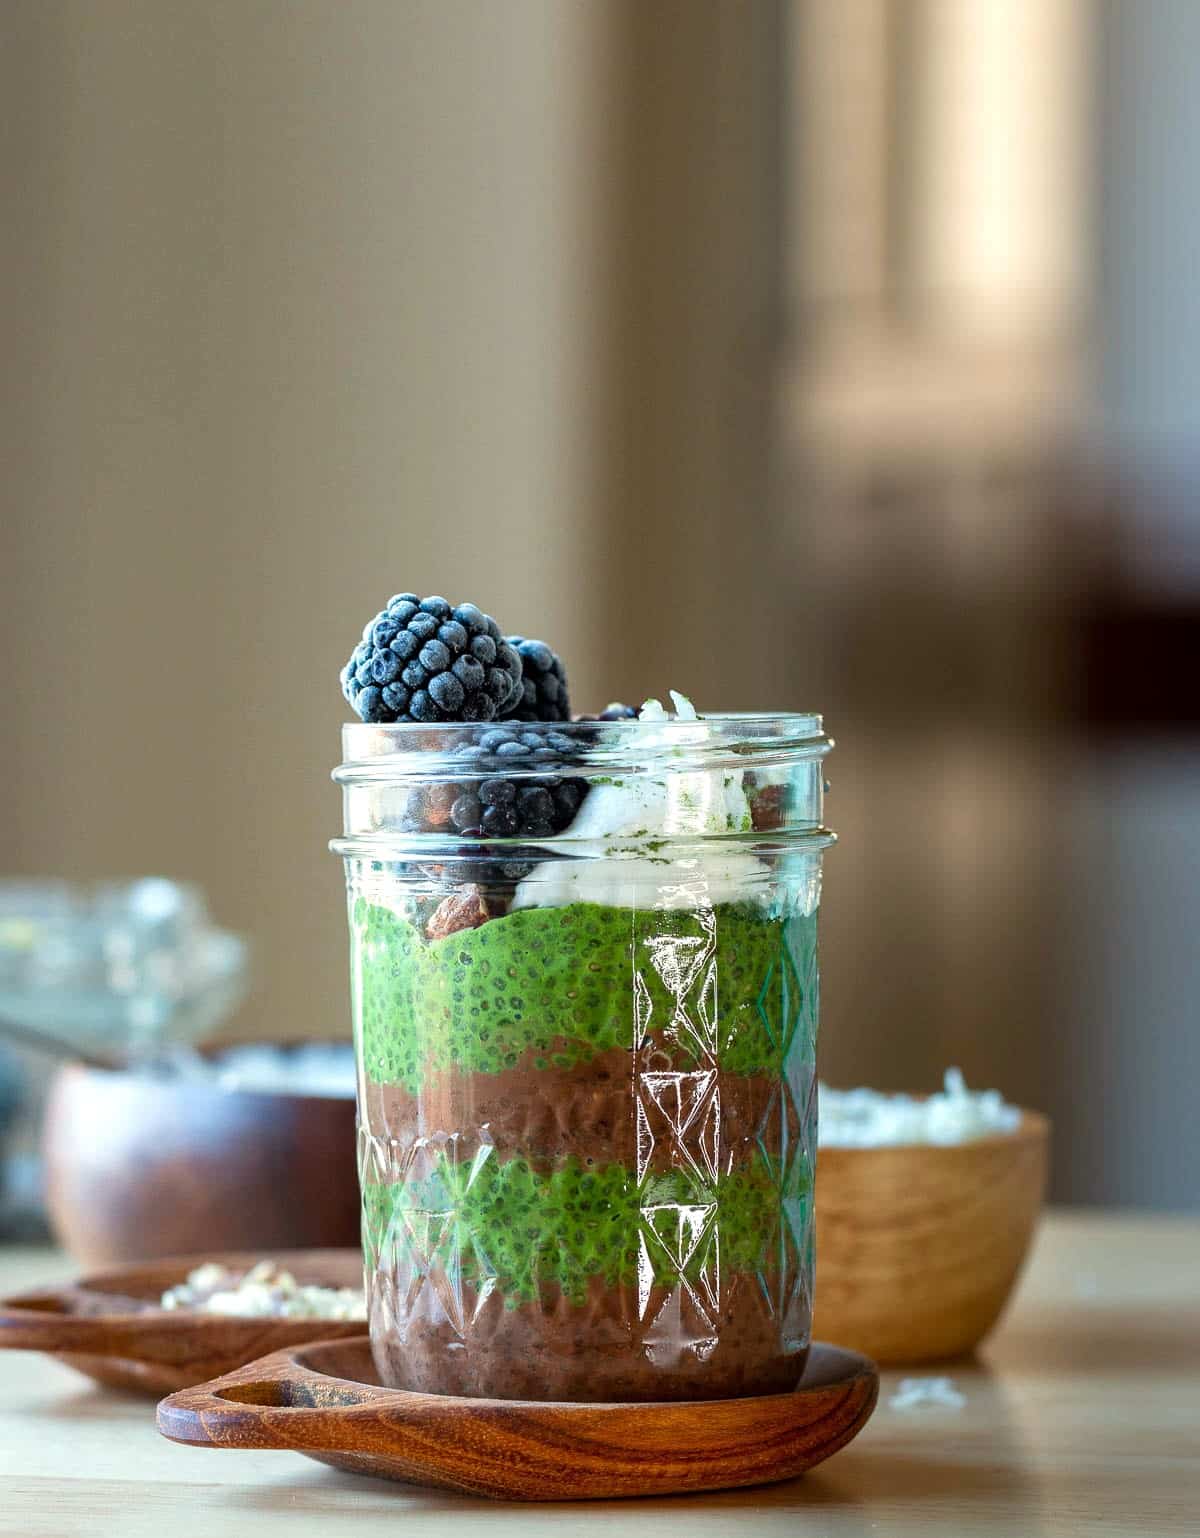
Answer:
[160,1260,366,1320]
[818,1068,1021,1148]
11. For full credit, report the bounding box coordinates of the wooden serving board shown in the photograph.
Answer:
[0,1249,364,1394]
[156,1335,879,1501]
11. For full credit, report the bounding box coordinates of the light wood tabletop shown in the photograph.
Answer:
[0,1210,1196,1537]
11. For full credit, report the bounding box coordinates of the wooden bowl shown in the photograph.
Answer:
[0,1248,364,1394]
[41,1061,358,1265]
[812,1111,1049,1364]
[157,1335,879,1500]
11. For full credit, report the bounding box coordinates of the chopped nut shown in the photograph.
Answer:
[749,782,786,831]
[404,783,457,830]
[426,885,490,939]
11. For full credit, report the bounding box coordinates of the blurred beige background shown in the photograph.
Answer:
[1,0,784,1058]
[3,1,1197,1207]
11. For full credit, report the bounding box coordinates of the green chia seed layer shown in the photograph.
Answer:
[363,1152,811,1308]
[353,897,816,1092]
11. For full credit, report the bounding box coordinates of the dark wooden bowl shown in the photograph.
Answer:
[41,1061,358,1265]
[0,1249,364,1393]
[157,1335,879,1500]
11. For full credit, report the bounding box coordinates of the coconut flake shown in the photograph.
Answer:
[889,1377,966,1411]
[819,1069,1021,1148]
[638,691,701,722]
[161,1260,365,1320]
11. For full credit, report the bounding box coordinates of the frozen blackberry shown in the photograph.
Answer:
[437,725,589,838]
[383,726,588,841]
[465,727,588,837]
[574,702,638,722]
[340,594,523,723]
[504,637,571,721]
[404,724,589,894]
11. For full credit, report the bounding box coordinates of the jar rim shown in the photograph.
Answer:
[334,712,831,788]
[331,711,834,861]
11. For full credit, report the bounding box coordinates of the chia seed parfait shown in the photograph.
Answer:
[332,595,834,1402]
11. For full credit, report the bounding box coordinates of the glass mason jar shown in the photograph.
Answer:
[332,713,834,1402]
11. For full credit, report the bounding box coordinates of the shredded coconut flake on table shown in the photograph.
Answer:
[889,1377,967,1411]
[818,1068,1021,1148]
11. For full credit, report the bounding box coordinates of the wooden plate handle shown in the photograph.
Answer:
[0,1288,135,1352]
[157,1350,390,1451]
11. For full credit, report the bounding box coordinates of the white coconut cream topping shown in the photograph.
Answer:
[514,692,766,910]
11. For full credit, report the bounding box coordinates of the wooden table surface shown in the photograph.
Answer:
[0,1210,1196,1537]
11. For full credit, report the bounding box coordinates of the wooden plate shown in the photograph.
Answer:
[156,1335,878,1500]
[0,1249,364,1394]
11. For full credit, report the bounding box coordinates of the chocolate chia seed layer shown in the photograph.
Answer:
[360,1046,783,1173]
[368,1270,809,1402]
